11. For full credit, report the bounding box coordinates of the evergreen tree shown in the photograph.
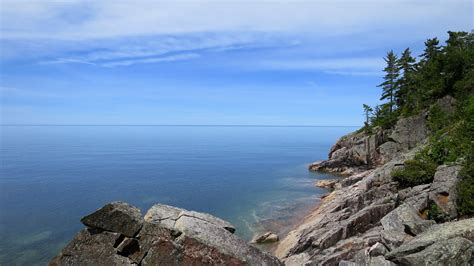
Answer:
[443,31,471,95]
[421,38,442,60]
[396,48,416,109]
[362,104,373,127]
[416,37,443,105]
[377,50,400,112]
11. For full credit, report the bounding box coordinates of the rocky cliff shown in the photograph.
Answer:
[51,202,281,265]
[276,97,473,265]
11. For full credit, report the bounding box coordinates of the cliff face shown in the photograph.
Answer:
[276,100,474,265]
[50,202,282,265]
[309,111,429,176]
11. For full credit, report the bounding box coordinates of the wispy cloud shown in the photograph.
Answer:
[40,58,98,66]
[102,53,200,67]
[1,1,470,40]
[39,51,202,67]
[1,0,471,71]
[250,57,384,76]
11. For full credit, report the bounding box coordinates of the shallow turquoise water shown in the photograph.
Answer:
[0,125,353,264]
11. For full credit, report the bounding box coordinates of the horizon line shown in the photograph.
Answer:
[0,124,361,128]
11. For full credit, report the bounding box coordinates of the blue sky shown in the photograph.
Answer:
[0,0,472,125]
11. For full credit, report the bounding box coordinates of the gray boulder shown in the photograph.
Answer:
[397,184,431,211]
[52,202,282,266]
[252,231,279,244]
[390,237,473,265]
[381,229,413,250]
[80,201,143,237]
[49,228,136,266]
[315,179,339,190]
[386,218,474,264]
[429,165,462,219]
[381,203,435,236]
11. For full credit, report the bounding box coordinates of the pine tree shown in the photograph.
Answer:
[421,38,442,61]
[417,38,443,103]
[362,104,373,127]
[396,48,417,110]
[378,50,400,112]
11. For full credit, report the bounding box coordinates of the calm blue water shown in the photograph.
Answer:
[0,126,353,265]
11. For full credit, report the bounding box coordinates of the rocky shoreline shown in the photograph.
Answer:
[50,97,473,265]
[274,97,474,265]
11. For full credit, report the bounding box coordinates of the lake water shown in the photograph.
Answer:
[0,125,354,265]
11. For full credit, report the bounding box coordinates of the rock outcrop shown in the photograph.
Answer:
[386,218,474,265]
[51,202,282,266]
[309,111,429,175]
[277,106,473,265]
[429,165,462,220]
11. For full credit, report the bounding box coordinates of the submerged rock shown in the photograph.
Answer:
[51,202,282,265]
[252,231,279,244]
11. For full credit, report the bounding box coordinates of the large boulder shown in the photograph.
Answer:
[380,203,435,236]
[389,237,473,265]
[49,228,136,266]
[397,184,431,211]
[386,218,474,264]
[80,201,143,237]
[51,202,282,266]
[429,165,462,219]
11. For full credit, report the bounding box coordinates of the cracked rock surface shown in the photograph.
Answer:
[50,202,281,265]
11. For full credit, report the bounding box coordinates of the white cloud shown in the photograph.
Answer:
[0,0,471,68]
[1,0,471,40]
[250,57,384,75]
[101,53,200,67]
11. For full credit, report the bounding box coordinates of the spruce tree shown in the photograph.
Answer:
[378,50,400,112]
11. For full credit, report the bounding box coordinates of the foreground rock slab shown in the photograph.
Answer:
[386,218,474,264]
[80,201,143,237]
[51,202,282,265]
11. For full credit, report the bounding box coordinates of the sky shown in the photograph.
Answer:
[0,0,472,126]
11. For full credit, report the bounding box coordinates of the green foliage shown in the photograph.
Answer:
[396,48,416,108]
[377,50,400,113]
[392,158,437,188]
[427,104,449,132]
[359,31,474,216]
[427,203,447,223]
[457,160,474,216]
[370,104,399,129]
[362,31,473,131]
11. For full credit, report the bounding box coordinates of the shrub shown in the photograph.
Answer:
[428,104,449,132]
[457,160,474,216]
[427,203,447,222]
[392,159,437,188]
